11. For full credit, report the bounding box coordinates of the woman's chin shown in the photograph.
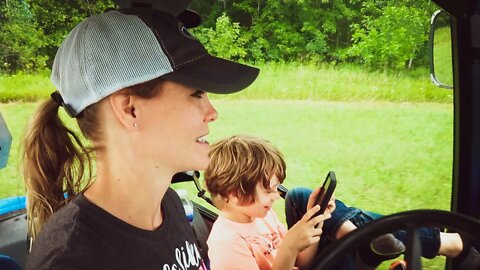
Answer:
[186,158,209,172]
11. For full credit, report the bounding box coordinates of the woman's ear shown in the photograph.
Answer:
[109,89,138,130]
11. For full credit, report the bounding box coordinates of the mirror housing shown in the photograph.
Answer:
[429,9,454,89]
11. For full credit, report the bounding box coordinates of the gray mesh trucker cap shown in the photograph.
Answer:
[51,8,259,117]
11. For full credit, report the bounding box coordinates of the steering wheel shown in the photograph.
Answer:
[309,209,480,270]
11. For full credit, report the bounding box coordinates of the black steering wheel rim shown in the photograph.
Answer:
[309,209,480,270]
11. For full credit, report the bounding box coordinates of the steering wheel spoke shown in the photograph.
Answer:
[404,225,422,270]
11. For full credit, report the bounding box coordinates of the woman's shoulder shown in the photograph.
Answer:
[35,195,84,239]
[27,195,97,269]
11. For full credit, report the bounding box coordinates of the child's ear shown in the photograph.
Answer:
[227,192,239,204]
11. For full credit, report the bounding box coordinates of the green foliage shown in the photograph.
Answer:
[346,5,429,70]
[192,14,248,60]
[27,0,115,68]
[0,0,46,73]
[0,0,114,74]
[0,0,446,73]
[189,0,439,70]
[245,0,330,62]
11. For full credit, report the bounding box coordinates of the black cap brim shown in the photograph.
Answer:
[162,55,260,94]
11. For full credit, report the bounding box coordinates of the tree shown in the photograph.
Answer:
[193,13,248,60]
[0,0,114,73]
[28,0,114,69]
[346,5,429,70]
[0,0,441,73]
[0,0,45,73]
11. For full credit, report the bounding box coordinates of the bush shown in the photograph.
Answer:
[345,6,429,71]
[192,14,248,61]
[0,1,47,73]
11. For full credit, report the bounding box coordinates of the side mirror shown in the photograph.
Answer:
[0,112,12,169]
[429,9,453,90]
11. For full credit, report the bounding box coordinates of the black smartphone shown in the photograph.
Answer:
[312,171,337,218]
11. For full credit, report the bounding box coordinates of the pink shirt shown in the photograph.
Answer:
[207,210,292,270]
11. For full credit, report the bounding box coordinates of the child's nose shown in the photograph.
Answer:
[272,191,281,200]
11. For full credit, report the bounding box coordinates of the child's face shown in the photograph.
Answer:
[232,175,282,221]
[253,175,282,216]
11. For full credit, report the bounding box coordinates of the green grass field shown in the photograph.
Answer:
[0,100,453,212]
[0,64,453,269]
[0,63,453,103]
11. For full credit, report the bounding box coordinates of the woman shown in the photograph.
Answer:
[22,6,258,270]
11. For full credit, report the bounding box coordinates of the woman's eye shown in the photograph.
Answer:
[191,90,205,98]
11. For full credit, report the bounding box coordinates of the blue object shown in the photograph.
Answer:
[0,254,22,270]
[0,112,12,169]
[0,196,26,216]
[177,190,194,224]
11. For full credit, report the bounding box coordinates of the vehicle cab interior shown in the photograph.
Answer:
[0,0,479,269]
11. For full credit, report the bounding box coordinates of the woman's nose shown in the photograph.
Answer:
[204,97,218,123]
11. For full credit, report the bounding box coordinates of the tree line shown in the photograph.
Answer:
[0,0,438,74]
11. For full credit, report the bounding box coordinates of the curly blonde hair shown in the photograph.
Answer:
[204,135,286,208]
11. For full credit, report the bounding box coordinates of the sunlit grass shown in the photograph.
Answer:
[1,64,453,103]
[0,70,54,102]
[1,100,453,211]
[433,27,453,87]
[175,99,453,270]
[0,65,453,269]
[212,63,453,103]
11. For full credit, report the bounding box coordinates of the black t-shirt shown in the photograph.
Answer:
[26,188,208,270]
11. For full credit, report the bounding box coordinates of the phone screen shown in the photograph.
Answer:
[312,171,337,218]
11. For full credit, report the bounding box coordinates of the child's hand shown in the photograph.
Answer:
[326,194,336,214]
[306,188,336,214]
[282,205,331,254]
[306,187,322,210]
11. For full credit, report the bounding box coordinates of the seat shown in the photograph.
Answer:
[0,197,28,270]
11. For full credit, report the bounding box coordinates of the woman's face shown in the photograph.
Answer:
[135,80,218,173]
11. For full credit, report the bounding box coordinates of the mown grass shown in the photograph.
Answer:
[0,64,453,103]
[0,70,54,102]
[1,100,453,212]
[213,64,453,103]
[433,27,453,87]
[0,64,453,269]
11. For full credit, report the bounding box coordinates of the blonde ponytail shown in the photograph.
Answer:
[22,99,92,239]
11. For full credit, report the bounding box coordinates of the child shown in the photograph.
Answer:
[204,135,480,270]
